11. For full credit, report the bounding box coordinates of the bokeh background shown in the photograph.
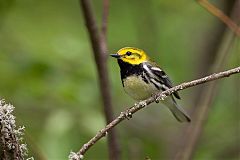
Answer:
[0,0,239,159]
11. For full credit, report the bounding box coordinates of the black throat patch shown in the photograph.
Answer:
[117,59,148,86]
[117,59,142,78]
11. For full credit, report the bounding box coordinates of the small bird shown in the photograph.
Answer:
[110,47,191,122]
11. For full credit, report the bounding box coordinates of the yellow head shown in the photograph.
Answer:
[110,47,149,65]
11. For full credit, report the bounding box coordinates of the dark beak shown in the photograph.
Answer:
[110,53,120,59]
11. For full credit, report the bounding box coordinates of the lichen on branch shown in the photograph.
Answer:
[0,99,32,160]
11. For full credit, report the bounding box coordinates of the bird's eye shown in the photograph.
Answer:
[126,51,132,56]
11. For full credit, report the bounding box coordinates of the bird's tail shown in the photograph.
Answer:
[163,97,191,122]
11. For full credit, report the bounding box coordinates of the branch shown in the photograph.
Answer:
[69,66,240,159]
[79,0,120,160]
[197,0,240,36]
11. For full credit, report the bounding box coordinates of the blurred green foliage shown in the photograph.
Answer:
[0,0,239,159]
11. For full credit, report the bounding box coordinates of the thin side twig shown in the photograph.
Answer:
[70,66,240,159]
[79,0,120,160]
[197,0,240,36]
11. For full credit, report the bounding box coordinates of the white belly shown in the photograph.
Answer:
[123,76,159,100]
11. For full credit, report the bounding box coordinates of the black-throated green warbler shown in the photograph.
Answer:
[111,47,191,122]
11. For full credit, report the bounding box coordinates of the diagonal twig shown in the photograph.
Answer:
[69,66,240,159]
[197,0,240,36]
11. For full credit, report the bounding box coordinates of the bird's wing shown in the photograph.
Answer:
[144,61,181,99]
